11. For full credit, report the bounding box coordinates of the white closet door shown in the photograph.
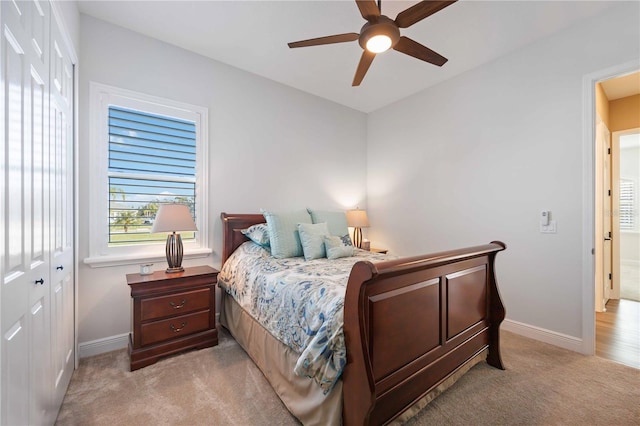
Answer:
[29,1,54,423]
[49,8,74,411]
[1,1,52,425]
[2,1,74,424]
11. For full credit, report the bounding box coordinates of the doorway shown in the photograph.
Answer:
[593,71,639,369]
[613,130,640,303]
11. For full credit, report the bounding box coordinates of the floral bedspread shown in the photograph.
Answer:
[218,241,388,394]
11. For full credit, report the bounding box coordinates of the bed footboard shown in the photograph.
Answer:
[342,242,506,425]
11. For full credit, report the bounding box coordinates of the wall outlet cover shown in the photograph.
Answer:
[540,220,557,234]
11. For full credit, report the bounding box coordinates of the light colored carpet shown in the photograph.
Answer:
[56,330,640,425]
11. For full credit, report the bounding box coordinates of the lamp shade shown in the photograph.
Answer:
[151,204,197,233]
[346,209,370,228]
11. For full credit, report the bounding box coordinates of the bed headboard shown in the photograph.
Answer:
[220,212,265,266]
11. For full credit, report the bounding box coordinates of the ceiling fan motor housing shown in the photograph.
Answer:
[358,15,401,51]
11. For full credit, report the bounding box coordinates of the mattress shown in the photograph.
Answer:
[218,241,387,393]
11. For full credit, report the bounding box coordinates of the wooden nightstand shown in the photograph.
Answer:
[370,248,388,254]
[126,265,219,371]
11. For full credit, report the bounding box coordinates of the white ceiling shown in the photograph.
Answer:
[77,0,618,113]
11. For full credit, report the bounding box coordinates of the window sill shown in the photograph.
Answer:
[83,247,213,268]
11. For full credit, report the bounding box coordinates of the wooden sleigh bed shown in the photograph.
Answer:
[219,213,506,425]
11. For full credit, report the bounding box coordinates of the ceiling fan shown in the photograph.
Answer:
[288,0,457,86]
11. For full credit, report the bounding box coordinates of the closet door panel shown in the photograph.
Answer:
[3,1,28,292]
[28,1,52,423]
[30,1,48,69]
[49,14,74,410]
[1,1,54,425]
[2,3,31,424]
[30,297,49,424]
[0,1,52,424]
[29,56,52,426]
[2,321,29,425]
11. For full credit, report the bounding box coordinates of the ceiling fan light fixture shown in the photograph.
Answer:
[366,34,392,53]
[358,16,400,53]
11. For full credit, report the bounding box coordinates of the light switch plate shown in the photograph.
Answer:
[540,220,557,234]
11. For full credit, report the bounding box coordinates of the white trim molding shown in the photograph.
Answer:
[79,333,129,358]
[84,247,212,268]
[85,82,210,268]
[581,60,640,356]
[502,319,583,353]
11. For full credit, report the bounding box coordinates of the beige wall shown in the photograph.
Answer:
[596,83,610,127]
[610,94,640,131]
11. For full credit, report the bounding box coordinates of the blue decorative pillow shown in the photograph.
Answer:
[241,223,270,247]
[262,209,312,258]
[307,209,350,238]
[297,222,330,261]
[324,235,355,260]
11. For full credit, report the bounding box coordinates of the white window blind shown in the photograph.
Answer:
[108,106,196,245]
[619,179,636,231]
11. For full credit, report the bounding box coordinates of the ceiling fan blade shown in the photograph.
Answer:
[288,33,359,48]
[352,50,376,86]
[393,36,447,66]
[395,0,457,28]
[356,0,380,21]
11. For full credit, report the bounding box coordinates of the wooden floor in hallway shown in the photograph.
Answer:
[596,298,640,369]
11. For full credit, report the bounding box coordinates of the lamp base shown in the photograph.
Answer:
[165,232,185,273]
[353,227,363,249]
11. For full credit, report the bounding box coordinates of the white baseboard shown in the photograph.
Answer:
[79,333,129,358]
[502,318,584,353]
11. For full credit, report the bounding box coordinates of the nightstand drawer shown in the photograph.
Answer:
[141,310,211,346]
[140,288,210,321]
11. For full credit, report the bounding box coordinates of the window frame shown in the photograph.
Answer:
[84,82,210,267]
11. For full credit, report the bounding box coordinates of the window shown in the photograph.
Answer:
[108,106,196,245]
[619,178,636,231]
[86,83,210,267]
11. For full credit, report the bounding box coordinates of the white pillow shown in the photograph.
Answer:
[324,235,355,260]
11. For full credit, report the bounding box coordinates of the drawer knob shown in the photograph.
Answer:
[170,322,187,333]
[169,299,187,309]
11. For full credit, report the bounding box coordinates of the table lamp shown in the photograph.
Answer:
[151,204,197,273]
[346,208,370,249]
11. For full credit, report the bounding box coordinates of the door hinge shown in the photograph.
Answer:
[607,147,611,155]
[608,189,611,196]
[608,273,612,280]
